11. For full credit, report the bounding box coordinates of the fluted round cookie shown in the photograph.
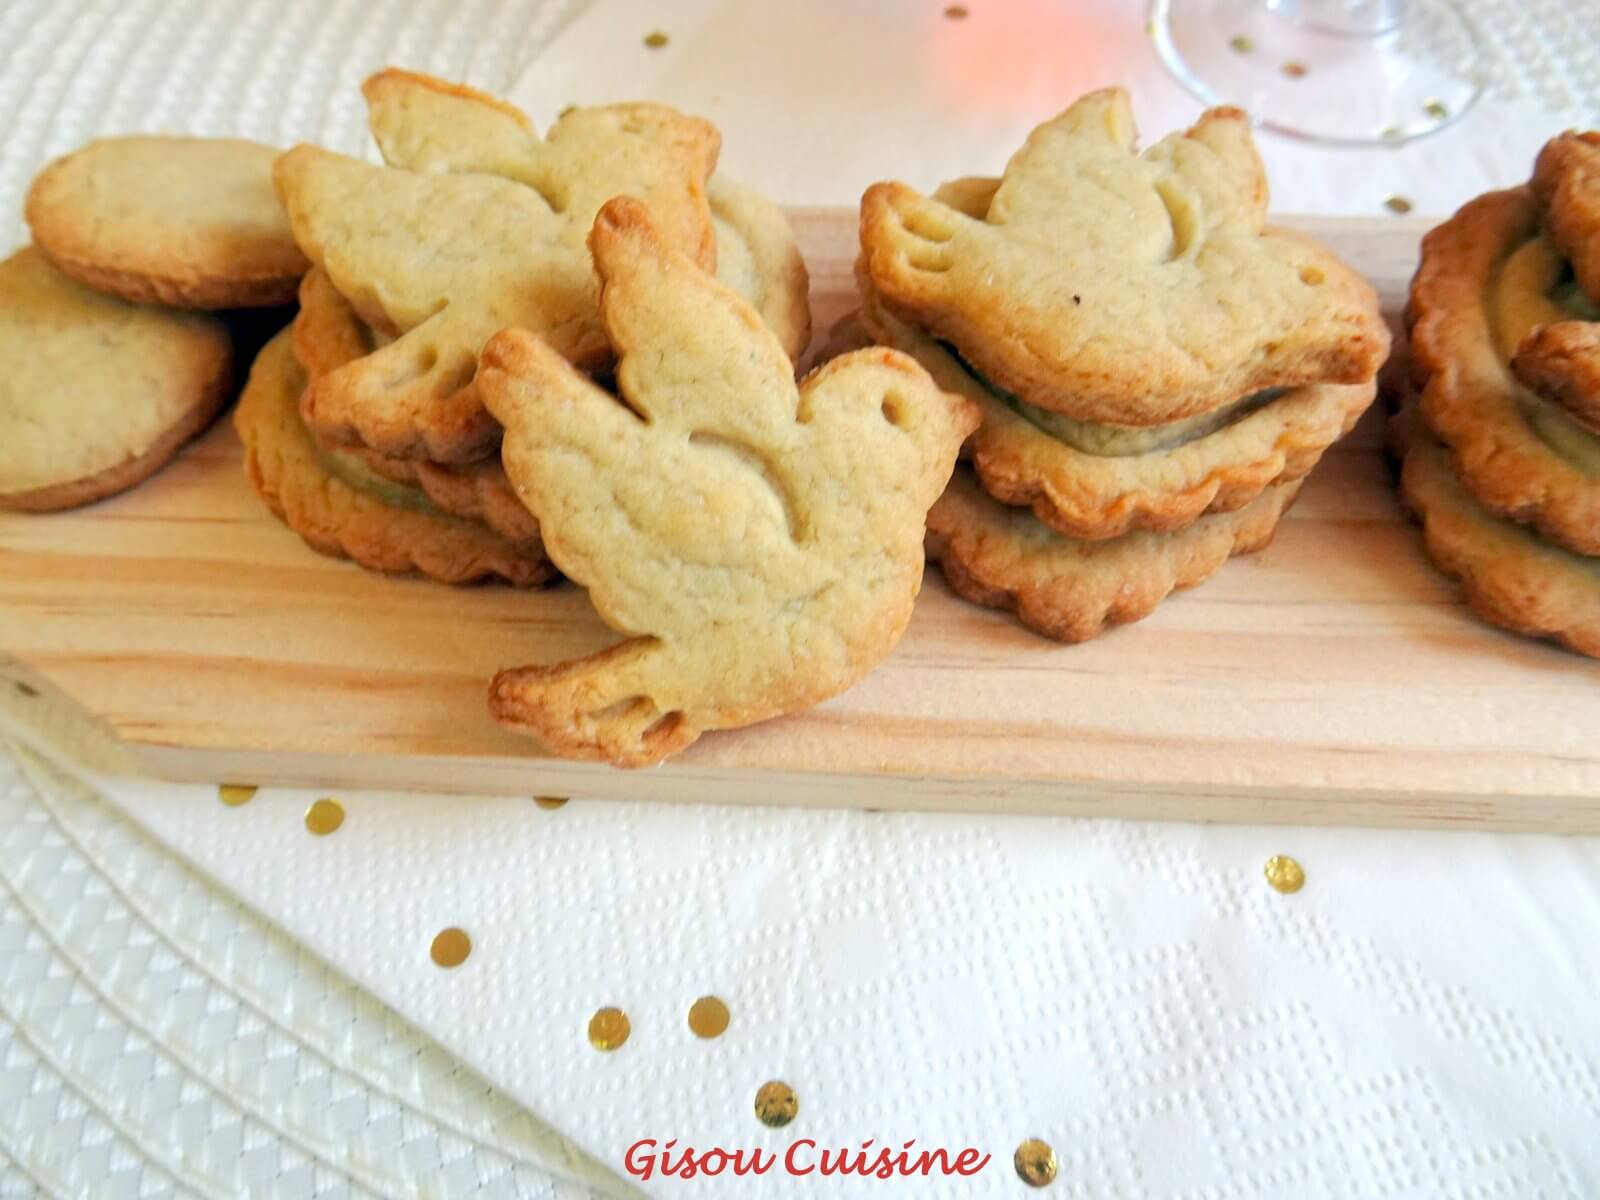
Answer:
[927,467,1302,643]
[860,279,1370,540]
[26,136,308,308]
[1409,186,1600,554]
[236,332,554,587]
[0,247,231,512]
[1394,410,1600,659]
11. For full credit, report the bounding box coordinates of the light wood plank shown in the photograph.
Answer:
[4,211,1599,830]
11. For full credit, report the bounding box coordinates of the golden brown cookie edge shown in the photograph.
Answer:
[235,331,555,588]
[926,467,1304,643]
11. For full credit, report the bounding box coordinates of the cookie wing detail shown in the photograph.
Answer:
[363,68,539,178]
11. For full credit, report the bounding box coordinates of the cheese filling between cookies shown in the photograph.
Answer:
[306,427,439,513]
[1490,237,1600,476]
[934,339,1286,454]
[1008,387,1286,456]
[942,339,1284,455]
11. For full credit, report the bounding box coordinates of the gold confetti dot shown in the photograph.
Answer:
[1424,97,1449,120]
[643,30,668,48]
[218,784,257,807]
[1380,124,1404,142]
[304,797,345,836]
[754,1080,798,1128]
[430,927,472,967]
[1014,1139,1058,1187]
[588,1006,631,1051]
[1384,194,1414,215]
[534,795,568,810]
[1264,854,1306,893]
[687,995,730,1039]
[944,3,969,17]
[1280,60,1309,79]
[1229,34,1254,53]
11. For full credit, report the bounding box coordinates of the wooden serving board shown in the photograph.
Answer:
[4,212,1599,831]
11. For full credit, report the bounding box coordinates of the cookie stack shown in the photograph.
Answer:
[1398,131,1600,657]
[2,136,304,510]
[247,68,811,588]
[856,89,1390,642]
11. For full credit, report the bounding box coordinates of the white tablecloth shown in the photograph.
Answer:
[3,2,1599,1197]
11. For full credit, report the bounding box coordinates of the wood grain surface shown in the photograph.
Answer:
[4,211,1598,831]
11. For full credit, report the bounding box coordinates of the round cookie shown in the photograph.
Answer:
[26,135,309,308]
[1395,416,1600,659]
[235,331,554,587]
[860,279,1371,540]
[0,247,232,512]
[1409,186,1600,555]
[927,466,1302,643]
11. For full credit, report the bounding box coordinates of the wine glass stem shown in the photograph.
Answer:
[1265,0,1404,36]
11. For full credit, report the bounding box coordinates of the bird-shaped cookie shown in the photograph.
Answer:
[859,88,1388,426]
[274,70,719,462]
[478,197,978,767]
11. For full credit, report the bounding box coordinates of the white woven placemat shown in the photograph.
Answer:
[0,3,616,1194]
[0,738,626,1200]
[1476,0,1600,121]
[0,0,586,253]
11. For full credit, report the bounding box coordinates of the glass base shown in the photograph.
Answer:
[1149,0,1487,146]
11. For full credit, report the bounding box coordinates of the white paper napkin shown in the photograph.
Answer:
[89,768,1600,1197]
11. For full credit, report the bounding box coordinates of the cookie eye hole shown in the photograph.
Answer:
[642,710,685,748]
[1299,265,1326,286]
[881,392,909,428]
[436,357,476,399]
[382,340,444,389]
